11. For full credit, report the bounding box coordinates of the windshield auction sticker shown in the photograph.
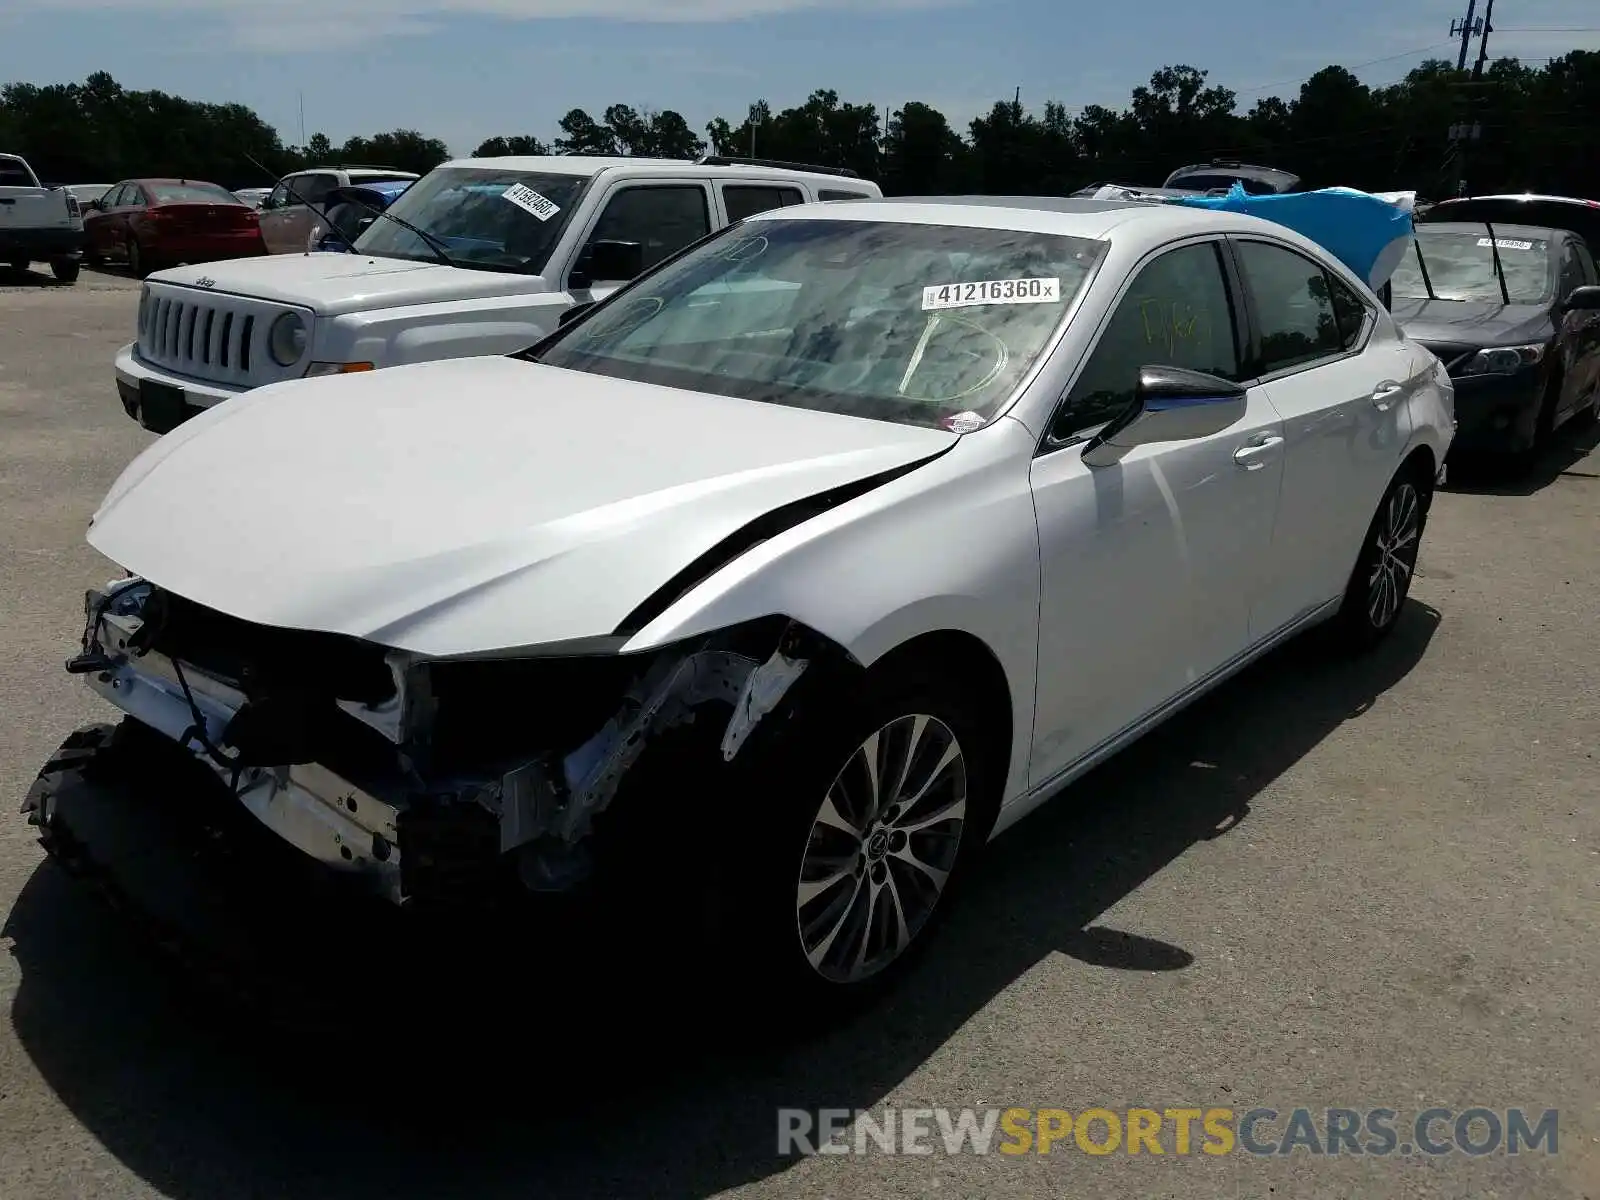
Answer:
[923,278,1061,311]
[502,183,561,221]
[1476,237,1536,251]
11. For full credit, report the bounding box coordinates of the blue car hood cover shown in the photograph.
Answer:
[1174,184,1416,291]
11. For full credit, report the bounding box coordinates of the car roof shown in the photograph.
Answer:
[439,155,880,186]
[744,194,1303,244]
[128,177,233,186]
[1438,193,1600,208]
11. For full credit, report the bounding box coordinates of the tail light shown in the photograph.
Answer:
[66,195,82,219]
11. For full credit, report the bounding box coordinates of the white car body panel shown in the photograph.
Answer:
[85,196,1456,856]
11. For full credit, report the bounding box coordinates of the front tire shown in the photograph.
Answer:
[1331,464,1430,650]
[734,662,999,1008]
[50,258,80,284]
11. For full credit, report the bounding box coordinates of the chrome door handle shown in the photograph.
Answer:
[1371,381,1404,410]
[1234,434,1285,469]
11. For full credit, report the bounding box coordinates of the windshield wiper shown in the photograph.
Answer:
[1482,220,1512,307]
[1412,236,1437,300]
[243,152,456,268]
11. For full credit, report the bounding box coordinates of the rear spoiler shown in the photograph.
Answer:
[1170,183,1416,294]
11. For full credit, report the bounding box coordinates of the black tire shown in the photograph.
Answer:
[715,659,1002,1014]
[7,256,28,273]
[1330,462,1431,651]
[128,240,147,279]
[50,258,80,284]
[83,245,102,267]
[1572,392,1599,428]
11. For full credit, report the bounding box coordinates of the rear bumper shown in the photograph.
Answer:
[0,227,84,259]
[146,232,265,260]
[1445,369,1544,455]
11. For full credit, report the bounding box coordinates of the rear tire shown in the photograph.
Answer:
[1330,462,1431,651]
[50,259,80,284]
[128,240,148,279]
[7,256,28,273]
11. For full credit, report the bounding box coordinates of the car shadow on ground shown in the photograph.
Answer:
[3,602,1440,1200]
[0,263,78,287]
[1445,412,1600,496]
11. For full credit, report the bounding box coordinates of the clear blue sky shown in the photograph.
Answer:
[4,0,1596,157]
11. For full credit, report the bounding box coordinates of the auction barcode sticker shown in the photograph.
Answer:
[502,183,562,221]
[1477,236,1535,250]
[923,277,1061,311]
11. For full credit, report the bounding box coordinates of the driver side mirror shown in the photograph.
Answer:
[1562,284,1600,313]
[569,239,645,290]
[1080,366,1248,468]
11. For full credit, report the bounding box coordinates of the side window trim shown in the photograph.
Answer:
[1227,235,1374,383]
[1036,235,1244,457]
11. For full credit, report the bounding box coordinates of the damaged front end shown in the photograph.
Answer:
[68,578,828,908]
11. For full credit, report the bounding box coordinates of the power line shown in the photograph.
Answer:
[1492,26,1600,32]
[1231,44,1454,97]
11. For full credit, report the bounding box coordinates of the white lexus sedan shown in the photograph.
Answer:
[33,196,1454,1003]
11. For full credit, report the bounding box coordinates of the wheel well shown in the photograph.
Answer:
[1401,444,1437,506]
[868,630,1014,816]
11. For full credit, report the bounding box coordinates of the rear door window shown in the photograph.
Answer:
[722,184,804,222]
[1234,239,1345,374]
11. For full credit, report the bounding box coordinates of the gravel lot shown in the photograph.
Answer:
[1,264,1597,1200]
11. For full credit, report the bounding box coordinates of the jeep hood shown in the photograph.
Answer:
[88,358,956,658]
[154,255,549,316]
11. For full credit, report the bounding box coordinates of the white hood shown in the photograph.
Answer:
[153,255,551,316]
[88,358,955,658]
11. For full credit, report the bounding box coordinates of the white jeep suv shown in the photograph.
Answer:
[114,154,881,433]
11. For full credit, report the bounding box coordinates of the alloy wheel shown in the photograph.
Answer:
[795,713,968,984]
[1367,481,1421,629]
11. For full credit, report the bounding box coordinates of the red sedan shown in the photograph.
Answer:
[83,178,266,277]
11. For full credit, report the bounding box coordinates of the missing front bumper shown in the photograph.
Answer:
[70,582,820,907]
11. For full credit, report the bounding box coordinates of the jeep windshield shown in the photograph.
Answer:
[1392,227,1555,304]
[352,167,593,275]
[533,217,1108,432]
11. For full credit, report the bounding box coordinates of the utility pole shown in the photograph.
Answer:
[297,91,306,147]
[1451,0,1478,71]
[1471,0,1496,78]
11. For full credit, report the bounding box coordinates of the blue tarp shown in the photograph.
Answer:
[1172,183,1416,292]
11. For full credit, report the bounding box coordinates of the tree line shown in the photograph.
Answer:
[3,52,1597,201]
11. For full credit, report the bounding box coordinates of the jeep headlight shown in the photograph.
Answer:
[1458,343,1544,376]
[268,312,308,366]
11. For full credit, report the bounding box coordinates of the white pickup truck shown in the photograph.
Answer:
[0,153,86,283]
[113,154,881,432]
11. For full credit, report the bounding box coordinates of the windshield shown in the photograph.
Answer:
[148,181,241,205]
[352,167,591,274]
[534,217,1108,431]
[1392,229,1555,303]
